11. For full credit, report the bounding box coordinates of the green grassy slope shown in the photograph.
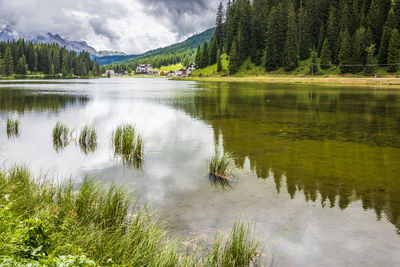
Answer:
[191,55,400,78]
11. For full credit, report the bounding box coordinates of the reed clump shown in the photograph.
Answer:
[0,165,264,266]
[78,126,97,154]
[6,118,20,138]
[208,150,234,182]
[112,124,144,168]
[52,121,70,152]
[207,220,262,266]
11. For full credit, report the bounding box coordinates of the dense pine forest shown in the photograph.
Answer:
[0,39,100,77]
[196,0,400,75]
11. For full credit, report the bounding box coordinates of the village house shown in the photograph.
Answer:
[168,71,175,77]
[151,70,160,76]
[186,63,196,74]
[103,70,115,77]
[176,69,188,77]
[135,64,153,75]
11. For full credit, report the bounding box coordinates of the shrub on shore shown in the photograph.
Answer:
[6,118,20,138]
[0,166,264,266]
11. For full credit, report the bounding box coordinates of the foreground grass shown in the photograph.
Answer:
[0,166,263,266]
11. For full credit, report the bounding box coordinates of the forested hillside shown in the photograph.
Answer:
[197,0,400,75]
[104,28,214,72]
[0,39,100,77]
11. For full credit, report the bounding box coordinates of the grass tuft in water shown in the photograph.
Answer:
[6,118,20,138]
[52,121,70,152]
[78,126,98,154]
[208,150,234,183]
[112,124,144,168]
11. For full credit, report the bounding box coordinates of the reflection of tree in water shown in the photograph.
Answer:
[173,83,400,233]
[0,88,88,113]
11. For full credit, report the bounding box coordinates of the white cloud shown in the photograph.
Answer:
[0,0,222,54]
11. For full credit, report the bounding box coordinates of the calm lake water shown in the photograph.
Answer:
[1,78,400,266]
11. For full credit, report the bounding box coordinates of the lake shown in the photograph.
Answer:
[1,78,399,266]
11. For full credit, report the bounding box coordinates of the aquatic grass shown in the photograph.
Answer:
[52,121,70,152]
[0,165,264,266]
[6,118,20,138]
[112,124,144,169]
[207,220,262,267]
[78,125,97,154]
[208,150,234,182]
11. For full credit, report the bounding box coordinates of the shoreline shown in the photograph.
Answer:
[172,76,400,88]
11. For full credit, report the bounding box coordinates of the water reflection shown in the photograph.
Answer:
[173,82,400,233]
[0,88,88,113]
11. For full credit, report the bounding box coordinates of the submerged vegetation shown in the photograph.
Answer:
[112,124,144,169]
[6,118,20,138]
[52,121,70,152]
[78,126,98,154]
[0,165,264,266]
[209,151,235,186]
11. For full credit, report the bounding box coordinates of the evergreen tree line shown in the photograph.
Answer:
[0,39,100,77]
[196,0,400,74]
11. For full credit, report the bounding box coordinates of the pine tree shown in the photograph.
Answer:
[224,0,236,54]
[387,28,400,72]
[208,36,218,65]
[229,40,240,75]
[0,53,4,76]
[367,0,392,48]
[15,55,27,75]
[217,48,222,72]
[320,38,332,70]
[4,47,14,76]
[339,29,352,73]
[265,6,279,71]
[326,6,339,64]
[201,42,209,68]
[310,47,318,74]
[284,4,298,71]
[299,9,312,60]
[352,27,368,73]
[317,23,325,56]
[195,45,202,67]
[364,44,377,74]
[215,2,224,51]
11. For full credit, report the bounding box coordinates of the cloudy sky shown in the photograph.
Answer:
[0,0,223,54]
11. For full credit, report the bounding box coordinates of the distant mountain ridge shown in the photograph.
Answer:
[0,25,126,57]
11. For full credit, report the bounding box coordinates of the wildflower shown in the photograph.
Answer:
[4,194,9,200]
[108,258,112,262]
[81,239,85,244]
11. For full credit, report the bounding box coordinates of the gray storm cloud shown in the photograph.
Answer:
[139,0,222,38]
[0,0,222,53]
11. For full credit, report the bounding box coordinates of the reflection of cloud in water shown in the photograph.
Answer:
[1,79,400,266]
